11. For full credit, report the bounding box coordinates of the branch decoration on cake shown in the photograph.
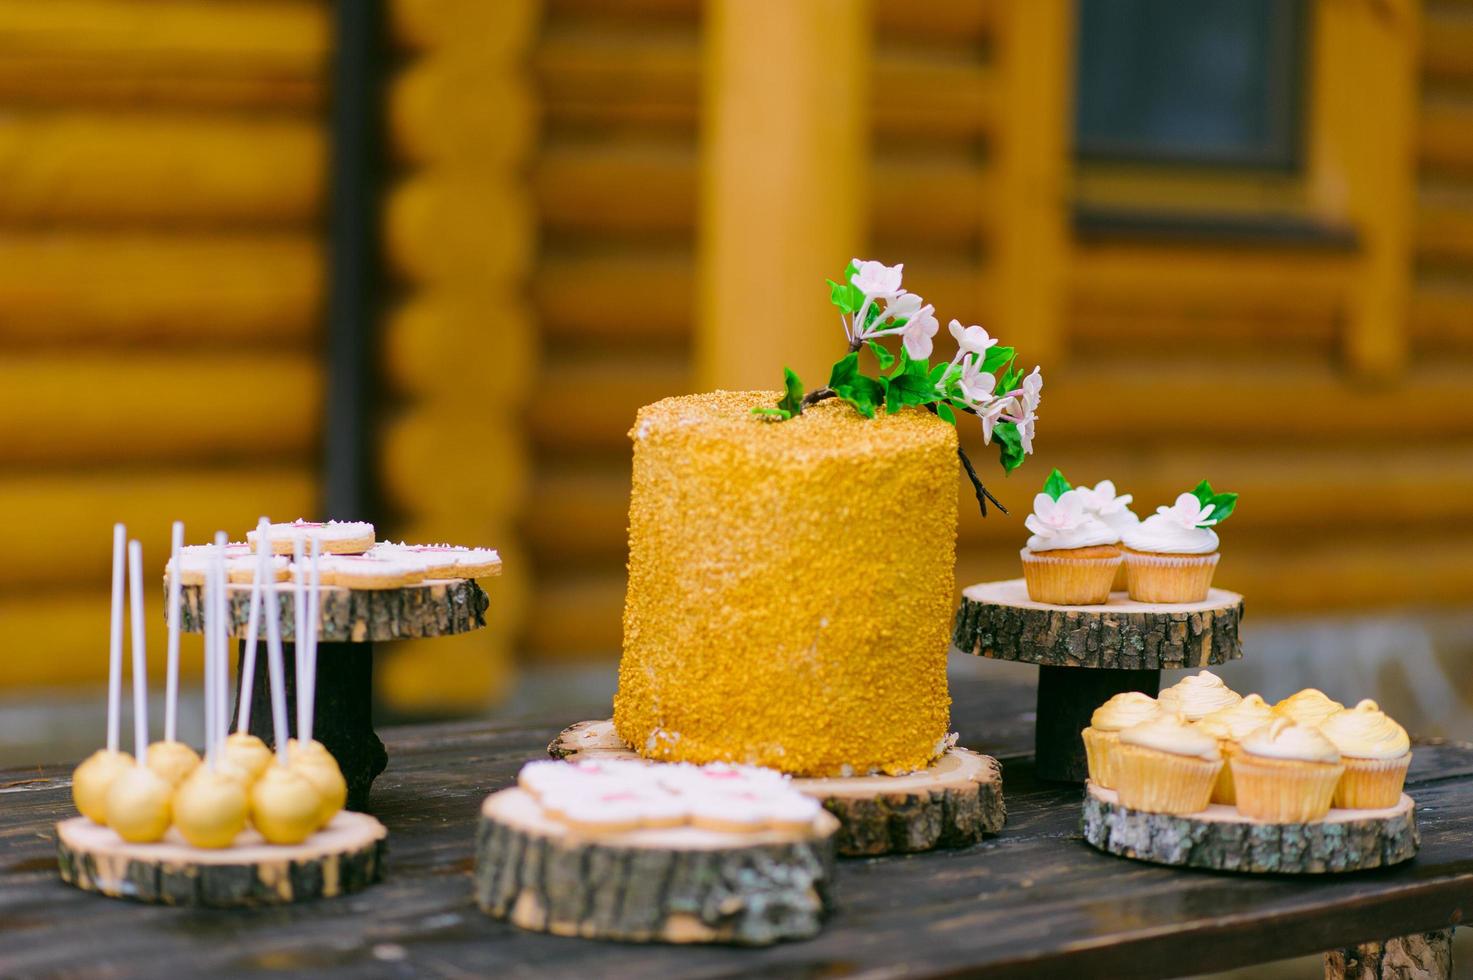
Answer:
[753,259,1045,515]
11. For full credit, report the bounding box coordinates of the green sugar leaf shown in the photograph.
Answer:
[751,406,791,420]
[778,367,805,418]
[828,353,882,418]
[1191,479,1238,525]
[993,422,1026,473]
[844,260,859,280]
[936,402,957,425]
[826,278,863,315]
[828,352,860,388]
[1042,468,1071,500]
[981,345,1015,373]
[866,340,895,371]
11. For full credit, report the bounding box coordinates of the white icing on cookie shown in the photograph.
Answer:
[248,520,375,555]
[367,542,502,578]
[305,554,424,587]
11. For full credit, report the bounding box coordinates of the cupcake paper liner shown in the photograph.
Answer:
[1229,754,1344,822]
[1124,550,1220,603]
[1082,727,1124,789]
[1114,743,1221,815]
[1334,753,1412,809]
[1020,549,1121,605]
[1210,740,1240,805]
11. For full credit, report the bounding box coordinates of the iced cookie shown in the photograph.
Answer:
[366,542,503,579]
[248,520,375,556]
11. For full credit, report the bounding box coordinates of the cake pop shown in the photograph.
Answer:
[223,732,272,781]
[286,540,347,827]
[104,540,172,843]
[249,520,323,844]
[146,739,200,787]
[173,535,249,847]
[72,523,132,824]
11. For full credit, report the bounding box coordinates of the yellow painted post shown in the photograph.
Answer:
[697,0,870,391]
[991,0,1072,366]
[1308,0,1418,378]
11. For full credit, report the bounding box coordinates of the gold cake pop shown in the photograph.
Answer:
[105,765,173,842]
[250,765,323,844]
[71,749,134,825]
[223,732,273,782]
[146,740,200,787]
[290,749,347,827]
[173,766,248,848]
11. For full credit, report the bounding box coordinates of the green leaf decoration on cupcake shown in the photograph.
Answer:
[1042,468,1071,501]
[1190,479,1238,526]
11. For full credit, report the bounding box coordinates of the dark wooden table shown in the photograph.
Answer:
[3,674,1470,979]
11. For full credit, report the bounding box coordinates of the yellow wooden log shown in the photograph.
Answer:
[383,175,533,287]
[0,232,320,343]
[1421,4,1473,85]
[379,633,516,713]
[870,49,998,143]
[1419,95,1473,175]
[1416,187,1473,264]
[536,251,694,345]
[1073,244,1353,315]
[874,0,998,42]
[537,141,695,236]
[0,468,315,589]
[389,0,539,54]
[529,357,689,453]
[1309,0,1417,376]
[388,53,537,168]
[522,575,627,658]
[1411,278,1473,348]
[522,466,631,563]
[382,295,537,404]
[1071,310,1337,355]
[0,591,182,689]
[0,112,322,224]
[379,407,530,518]
[698,0,869,390]
[0,353,320,464]
[990,0,1070,365]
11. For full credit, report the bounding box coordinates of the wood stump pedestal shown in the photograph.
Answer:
[953,579,1244,782]
[549,719,1005,856]
[56,811,387,906]
[178,578,489,810]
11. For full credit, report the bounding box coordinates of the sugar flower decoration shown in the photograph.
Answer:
[1156,492,1219,529]
[850,259,903,297]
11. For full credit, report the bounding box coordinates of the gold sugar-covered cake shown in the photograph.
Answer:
[612,390,957,777]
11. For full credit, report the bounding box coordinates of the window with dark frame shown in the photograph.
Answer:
[1073,0,1308,171]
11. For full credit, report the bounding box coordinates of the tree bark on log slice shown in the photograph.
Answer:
[954,579,1244,669]
[548,719,1005,856]
[176,578,489,643]
[1081,784,1419,873]
[1325,929,1454,980]
[474,788,838,945]
[55,812,387,906]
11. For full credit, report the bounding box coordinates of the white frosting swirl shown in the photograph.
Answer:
[1239,718,1341,764]
[1157,670,1241,721]
[1122,492,1221,554]
[1075,480,1140,535]
[1319,699,1411,760]
[1090,692,1162,732]
[1119,712,1221,761]
[1024,489,1119,552]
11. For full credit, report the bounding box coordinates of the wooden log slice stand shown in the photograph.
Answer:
[177,578,490,810]
[1081,783,1419,874]
[474,787,839,945]
[549,719,1005,856]
[953,579,1244,783]
[56,810,387,907]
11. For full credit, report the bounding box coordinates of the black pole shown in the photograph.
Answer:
[323,0,383,520]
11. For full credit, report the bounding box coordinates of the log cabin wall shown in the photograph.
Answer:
[0,1,329,688]
[513,0,1473,667]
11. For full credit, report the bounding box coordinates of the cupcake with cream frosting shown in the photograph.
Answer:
[1157,670,1242,721]
[1273,688,1345,729]
[1082,691,1161,789]
[1074,479,1139,592]
[1195,693,1275,804]
[1021,473,1121,605]
[1230,718,1344,822]
[1122,481,1236,603]
[1114,712,1222,814]
[1319,699,1412,809]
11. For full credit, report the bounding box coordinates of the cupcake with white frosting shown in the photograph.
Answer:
[1114,712,1222,814]
[1122,481,1236,603]
[1230,718,1344,822]
[1021,474,1121,605]
[1082,691,1162,790]
[1194,693,1275,804]
[1074,480,1139,591]
[1157,670,1242,721]
[1273,688,1345,728]
[1319,699,1412,809]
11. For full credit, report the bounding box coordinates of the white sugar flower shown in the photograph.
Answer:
[948,320,997,358]
[1024,489,1086,537]
[1014,410,1037,454]
[1076,480,1133,517]
[872,291,923,333]
[1157,492,1217,528]
[957,357,996,405]
[1020,366,1043,413]
[976,396,1013,445]
[850,258,903,297]
[901,303,939,360]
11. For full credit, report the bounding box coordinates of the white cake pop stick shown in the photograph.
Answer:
[261,525,290,765]
[127,540,148,767]
[164,521,183,743]
[292,536,306,741]
[203,541,217,768]
[303,538,321,744]
[236,518,268,734]
[106,523,126,754]
[213,531,230,764]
